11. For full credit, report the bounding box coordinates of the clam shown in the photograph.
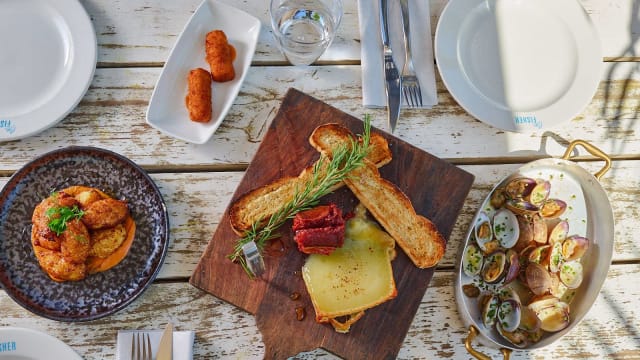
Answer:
[548,242,564,273]
[496,322,528,348]
[531,214,548,244]
[526,262,552,295]
[528,296,570,332]
[462,244,483,276]
[493,208,520,249]
[560,261,584,289]
[548,220,569,245]
[519,306,541,332]
[504,250,521,284]
[515,215,534,251]
[505,177,537,199]
[528,244,551,266]
[482,251,508,284]
[497,286,520,303]
[490,187,508,209]
[562,235,589,261]
[497,299,522,332]
[529,180,551,206]
[474,212,494,252]
[549,272,569,300]
[540,199,567,219]
[505,199,540,216]
[482,293,500,328]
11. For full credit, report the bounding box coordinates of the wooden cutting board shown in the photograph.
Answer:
[190,88,475,359]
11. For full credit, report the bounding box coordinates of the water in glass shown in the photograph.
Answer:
[271,0,342,66]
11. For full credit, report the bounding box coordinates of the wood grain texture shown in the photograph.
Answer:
[190,89,474,359]
[2,62,640,171]
[1,265,639,359]
[84,0,640,65]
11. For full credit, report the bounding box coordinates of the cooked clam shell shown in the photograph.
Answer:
[474,212,493,252]
[493,208,520,249]
[528,244,552,266]
[548,241,564,273]
[526,262,553,296]
[519,305,541,332]
[505,199,540,216]
[497,299,522,332]
[482,251,508,284]
[505,177,537,200]
[496,322,528,348]
[560,260,584,289]
[490,187,508,208]
[540,199,567,219]
[531,213,548,244]
[548,220,569,245]
[562,235,589,262]
[482,293,500,328]
[462,244,483,277]
[528,297,571,333]
[504,250,520,284]
[529,180,551,207]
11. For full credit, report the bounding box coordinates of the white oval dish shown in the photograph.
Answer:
[146,0,261,144]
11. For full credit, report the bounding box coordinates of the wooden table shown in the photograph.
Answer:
[1,0,639,358]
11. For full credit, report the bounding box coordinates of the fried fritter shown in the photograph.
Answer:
[33,246,87,282]
[74,189,103,208]
[81,198,129,230]
[60,218,91,264]
[90,223,126,258]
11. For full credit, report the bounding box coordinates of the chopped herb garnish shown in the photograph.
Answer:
[46,205,85,236]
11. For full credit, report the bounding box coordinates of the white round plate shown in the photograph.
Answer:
[0,0,96,141]
[0,327,82,359]
[435,0,602,132]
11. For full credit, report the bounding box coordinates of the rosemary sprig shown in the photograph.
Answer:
[228,116,373,278]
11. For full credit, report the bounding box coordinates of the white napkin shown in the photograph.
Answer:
[357,0,437,108]
[116,329,195,360]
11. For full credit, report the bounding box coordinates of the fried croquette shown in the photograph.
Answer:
[33,246,87,282]
[81,198,129,230]
[90,223,127,258]
[185,68,212,122]
[205,30,235,82]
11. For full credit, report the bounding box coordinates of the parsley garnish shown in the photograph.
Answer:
[46,205,85,236]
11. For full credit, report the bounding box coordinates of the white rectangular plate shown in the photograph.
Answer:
[146,0,260,144]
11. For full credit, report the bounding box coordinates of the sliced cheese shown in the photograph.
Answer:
[302,213,397,329]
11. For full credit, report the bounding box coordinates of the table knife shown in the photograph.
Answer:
[156,323,173,360]
[379,0,401,133]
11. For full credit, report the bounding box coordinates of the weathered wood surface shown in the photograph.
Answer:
[0,266,638,359]
[1,0,639,358]
[84,0,640,65]
[1,61,640,172]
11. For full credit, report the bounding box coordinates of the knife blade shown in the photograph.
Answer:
[156,323,173,360]
[379,0,401,133]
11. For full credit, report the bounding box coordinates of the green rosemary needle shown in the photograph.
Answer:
[228,116,372,278]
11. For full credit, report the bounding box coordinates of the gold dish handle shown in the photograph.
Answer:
[464,325,512,360]
[561,139,612,180]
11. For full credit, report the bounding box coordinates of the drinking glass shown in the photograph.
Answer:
[270,0,343,66]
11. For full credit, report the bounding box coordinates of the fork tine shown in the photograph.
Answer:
[145,333,152,360]
[416,86,423,107]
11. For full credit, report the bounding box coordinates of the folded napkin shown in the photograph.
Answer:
[116,329,195,360]
[357,0,437,108]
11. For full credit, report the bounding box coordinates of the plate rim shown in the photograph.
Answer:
[145,0,261,144]
[0,146,170,322]
[0,0,97,142]
[434,0,602,132]
[0,327,82,359]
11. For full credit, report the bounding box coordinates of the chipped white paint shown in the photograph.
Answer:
[0,0,638,359]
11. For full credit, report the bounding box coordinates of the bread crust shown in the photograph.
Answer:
[228,129,392,235]
[310,124,446,268]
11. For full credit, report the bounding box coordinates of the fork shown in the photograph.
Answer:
[399,0,422,107]
[131,332,152,360]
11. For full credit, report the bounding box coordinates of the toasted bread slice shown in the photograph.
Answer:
[310,124,446,268]
[229,128,392,235]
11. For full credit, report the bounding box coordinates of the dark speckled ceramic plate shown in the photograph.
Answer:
[0,147,169,322]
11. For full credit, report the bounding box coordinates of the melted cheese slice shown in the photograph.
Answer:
[302,215,397,324]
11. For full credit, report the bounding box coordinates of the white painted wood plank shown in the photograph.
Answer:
[0,265,637,359]
[84,0,640,65]
[2,62,640,170]
[2,160,637,280]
